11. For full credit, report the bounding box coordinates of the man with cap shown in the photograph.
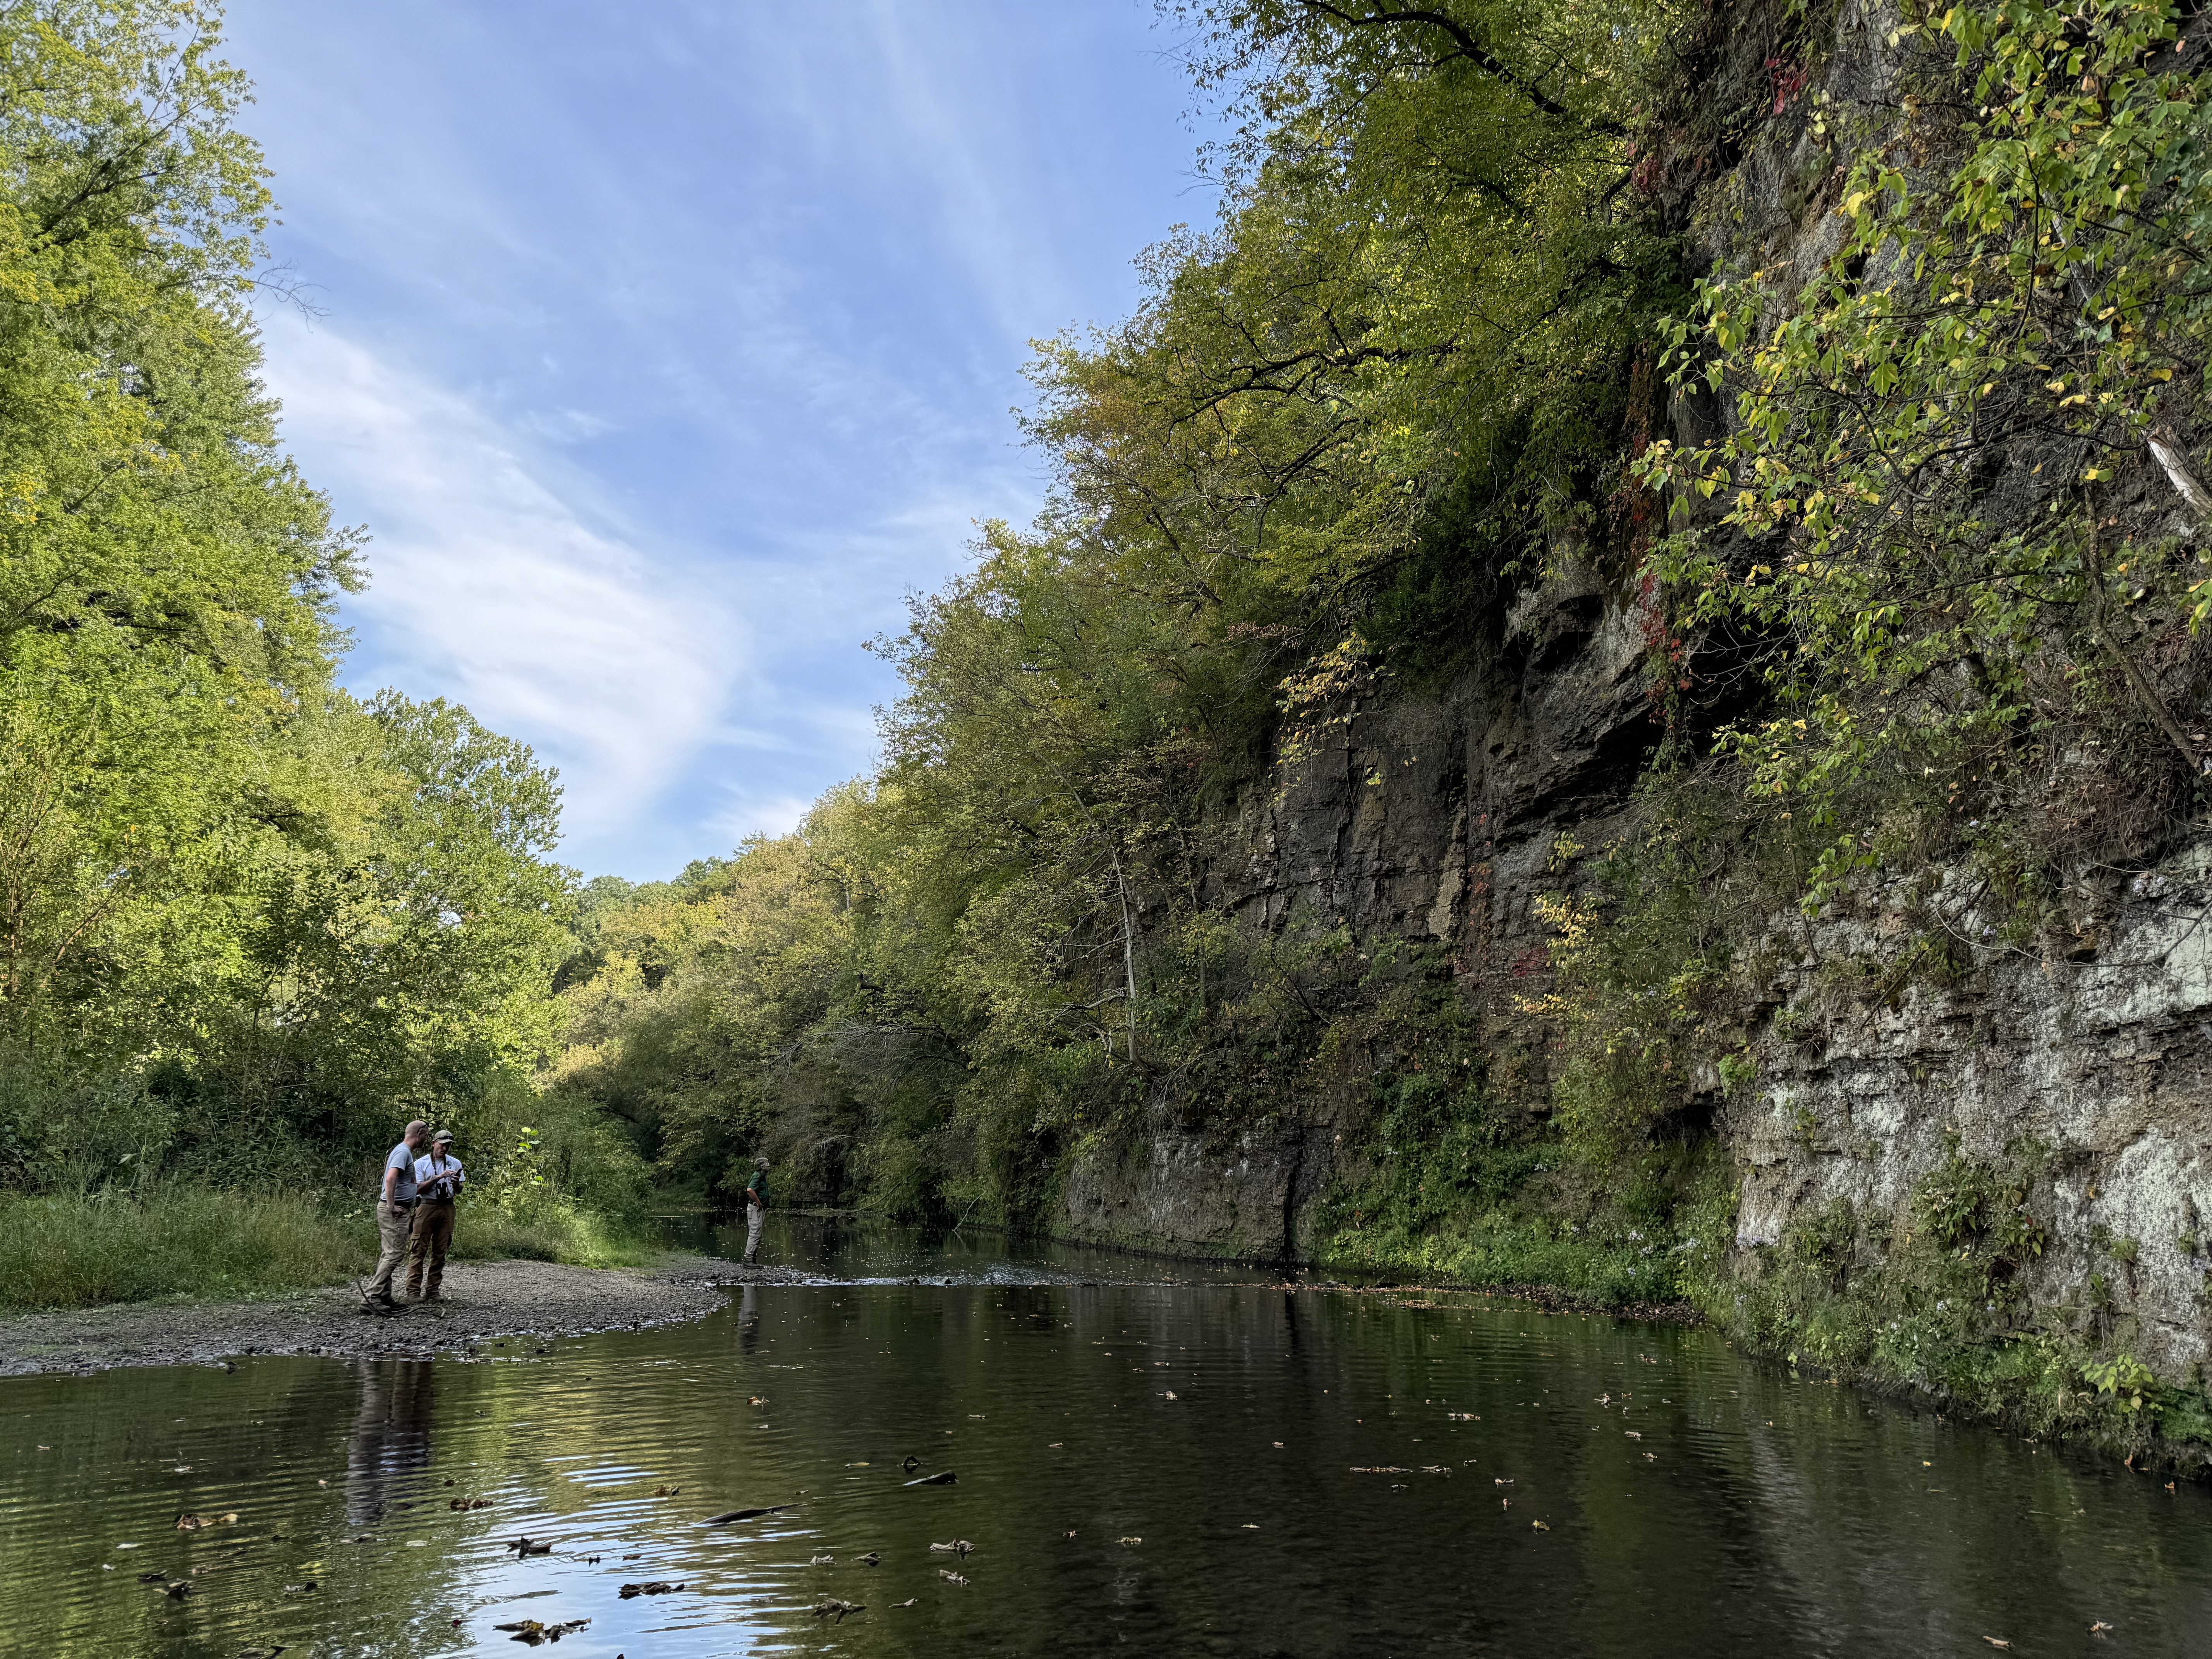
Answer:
[368,1119,428,1309]
[743,1154,769,1266]
[406,1130,465,1304]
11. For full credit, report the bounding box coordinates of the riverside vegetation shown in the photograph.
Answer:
[0,2,645,1308]
[11,0,2212,1464]
[549,0,2212,1464]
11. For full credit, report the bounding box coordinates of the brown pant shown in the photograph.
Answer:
[406,1200,455,1299]
[369,1200,413,1299]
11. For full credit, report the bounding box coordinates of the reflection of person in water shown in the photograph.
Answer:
[737,1281,761,1352]
[346,1360,435,1525]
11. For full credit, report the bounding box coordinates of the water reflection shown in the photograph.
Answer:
[0,1247,2207,1657]
[346,1360,435,1527]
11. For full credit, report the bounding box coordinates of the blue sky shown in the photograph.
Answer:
[220,0,1221,879]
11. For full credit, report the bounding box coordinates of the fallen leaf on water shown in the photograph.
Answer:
[812,1597,866,1623]
[1494,1478,1514,1487]
[1241,1524,1259,1530]
[1531,1520,1550,1532]
[1163,1391,1178,1400]
[172,1466,192,1475]
[1272,1441,1285,1448]
[846,1462,870,1468]
[316,1480,327,1488]
[1644,1453,1656,1462]
[1047,1442,1062,1448]
[1625,1431,1641,1441]
[1984,1640,2011,1651]
[618,1581,684,1599]
[895,1598,918,1608]
[2090,1621,2113,1637]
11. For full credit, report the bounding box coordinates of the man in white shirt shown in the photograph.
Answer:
[368,1119,428,1309]
[406,1130,465,1303]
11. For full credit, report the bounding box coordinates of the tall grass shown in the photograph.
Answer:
[0,1188,368,1312]
[0,1187,655,1312]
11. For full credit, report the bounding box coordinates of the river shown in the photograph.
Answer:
[2,1214,2206,1656]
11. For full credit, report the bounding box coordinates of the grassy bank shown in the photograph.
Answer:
[0,1187,652,1313]
[1314,1120,2212,1467]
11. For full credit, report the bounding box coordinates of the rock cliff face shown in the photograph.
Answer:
[1052,0,2212,1386]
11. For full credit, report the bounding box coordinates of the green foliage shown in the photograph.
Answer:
[0,5,634,1253]
[1640,0,2212,911]
[0,1185,365,1311]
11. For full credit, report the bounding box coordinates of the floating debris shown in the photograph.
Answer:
[495,1618,590,1645]
[702,1504,793,1525]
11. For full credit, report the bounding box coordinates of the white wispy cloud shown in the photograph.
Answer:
[258,314,737,853]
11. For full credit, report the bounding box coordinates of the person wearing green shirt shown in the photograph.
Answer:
[743,1155,769,1266]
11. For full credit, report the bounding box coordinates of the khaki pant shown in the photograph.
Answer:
[407,1199,456,1299]
[744,1202,764,1262]
[369,1200,413,1299]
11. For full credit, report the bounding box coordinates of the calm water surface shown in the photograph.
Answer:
[2,1215,2207,1657]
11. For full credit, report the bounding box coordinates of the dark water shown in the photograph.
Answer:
[3,1216,2209,1657]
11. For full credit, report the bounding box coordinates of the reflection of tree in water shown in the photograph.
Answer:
[345,1360,434,1525]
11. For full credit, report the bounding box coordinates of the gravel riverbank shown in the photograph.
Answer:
[0,1255,807,1376]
